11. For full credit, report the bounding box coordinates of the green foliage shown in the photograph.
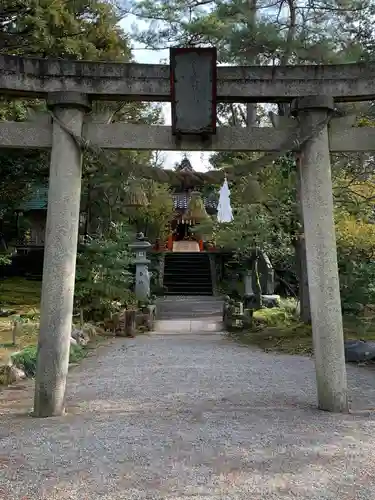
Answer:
[227,298,313,355]
[0,253,11,266]
[215,204,293,261]
[134,181,174,242]
[0,277,41,308]
[130,0,370,65]
[1,0,131,60]
[0,0,163,312]
[339,259,375,314]
[0,149,48,216]
[69,343,87,363]
[11,345,37,377]
[2,0,375,322]
[0,0,139,245]
[230,299,375,357]
[11,343,86,377]
[254,300,298,328]
[75,222,136,320]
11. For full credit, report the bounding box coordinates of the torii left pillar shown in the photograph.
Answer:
[34,92,91,417]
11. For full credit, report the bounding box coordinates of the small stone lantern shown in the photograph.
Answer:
[129,232,152,301]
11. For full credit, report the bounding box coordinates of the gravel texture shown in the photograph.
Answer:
[1,332,375,499]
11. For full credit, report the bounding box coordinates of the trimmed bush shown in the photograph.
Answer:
[11,343,87,377]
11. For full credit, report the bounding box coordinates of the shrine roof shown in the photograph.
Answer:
[176,157,194,173]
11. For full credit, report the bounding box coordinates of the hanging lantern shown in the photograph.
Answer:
[123,179,149,208]
[184,191,210,223]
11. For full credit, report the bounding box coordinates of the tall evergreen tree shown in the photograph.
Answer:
[0,0,164,241]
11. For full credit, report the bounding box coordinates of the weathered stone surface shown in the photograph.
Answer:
[71,328,90,346]
[33,93,90,418]
[156,296,223,320]
[1,54,375,101]
[136,305,156,332]
[262,294,281,308]
[3,120,375,153]
[344,340,375,362]
[295,96,348,413]
[0,362,26,385]
[0,121,51,149]
[129,235,152,301]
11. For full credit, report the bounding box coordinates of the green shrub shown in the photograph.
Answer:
[11,343,87,377]
[254,305,296,328]
[75,223,137,321]
[278,298,299,315]
[69,343,87,363]
[11,345,37,377]
[339,259,375,314]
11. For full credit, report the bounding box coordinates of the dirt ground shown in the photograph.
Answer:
[1,332,375,499]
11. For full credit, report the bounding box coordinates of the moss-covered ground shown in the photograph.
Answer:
[0,278,94,377]
[0,278,42,364]
[228,298,375,356]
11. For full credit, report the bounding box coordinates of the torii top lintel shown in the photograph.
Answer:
[0,53,375,103]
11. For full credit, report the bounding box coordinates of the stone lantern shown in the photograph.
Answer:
[129,232,152,301]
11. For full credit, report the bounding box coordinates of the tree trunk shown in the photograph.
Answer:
[295,155,311,323]
[246,103,257,127]
[84,181,92,238]
[246,0,258,127]
[294,234,311,323]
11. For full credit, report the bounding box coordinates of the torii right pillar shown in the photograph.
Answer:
[292,96,348,413]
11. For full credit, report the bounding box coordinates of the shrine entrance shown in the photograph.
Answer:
[3,47,375,416]
[165,158,214,252]
[174,221,191,242]
[171,222,200,252]
[169,216,203,252]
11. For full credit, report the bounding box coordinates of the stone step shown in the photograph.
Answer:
[163,277,212,283]
[163,284,213,291]
[163,250,213,296]
[164,288,213,295]
[153,319,223,334]
[157,296,222,302]
[163,284,212,289]
[163,266,211,272]
[156,296,223,320]
[163,292,213,297]
[163,270,211,276]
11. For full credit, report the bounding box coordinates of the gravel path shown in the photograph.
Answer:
[1,332,375,499]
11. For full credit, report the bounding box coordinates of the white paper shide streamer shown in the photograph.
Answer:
[217,178,233,223]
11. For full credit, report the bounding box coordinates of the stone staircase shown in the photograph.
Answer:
[162,252,213,296]
[155,295,223,334]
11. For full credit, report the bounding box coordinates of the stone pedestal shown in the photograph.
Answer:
[292,96,348,413]
[34,92,91,418]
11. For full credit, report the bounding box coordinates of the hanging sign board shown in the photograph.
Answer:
[170,47,217,136]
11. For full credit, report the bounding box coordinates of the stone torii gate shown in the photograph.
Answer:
[1,51,375,417]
